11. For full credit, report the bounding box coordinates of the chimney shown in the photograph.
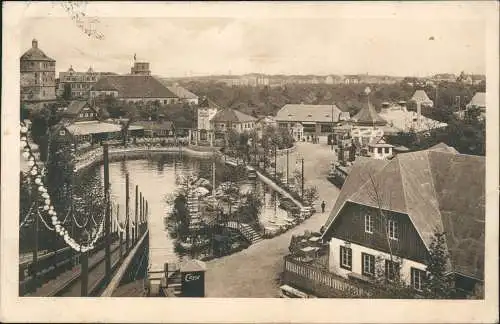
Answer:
[32,39,38,49]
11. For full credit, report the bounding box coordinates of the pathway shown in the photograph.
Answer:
[205,142,339,297]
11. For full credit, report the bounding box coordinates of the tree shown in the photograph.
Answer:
[423,232,458,299]
[303,186,319,206]
[62,83,72,101]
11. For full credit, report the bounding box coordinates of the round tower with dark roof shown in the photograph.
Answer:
[20,39,57,104]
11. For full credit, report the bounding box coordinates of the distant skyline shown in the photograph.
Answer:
[21,5,487,78]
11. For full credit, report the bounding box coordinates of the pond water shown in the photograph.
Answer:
[80,153,292,270]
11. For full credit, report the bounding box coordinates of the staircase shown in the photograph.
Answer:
[227,221,262,244]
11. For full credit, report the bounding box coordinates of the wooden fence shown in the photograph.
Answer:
[283,255,371,298]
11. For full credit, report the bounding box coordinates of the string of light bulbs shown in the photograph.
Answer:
[37,208,55,231]
[20,122,104,253]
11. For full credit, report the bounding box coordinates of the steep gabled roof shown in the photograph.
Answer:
[62,100,98,117]
[91,75,178,99]
[322,144,485,280]
[211,108,256,123]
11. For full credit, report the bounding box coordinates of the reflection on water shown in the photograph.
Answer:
[80,153,291,270]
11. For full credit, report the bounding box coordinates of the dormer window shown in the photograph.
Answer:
[307,114,312,117]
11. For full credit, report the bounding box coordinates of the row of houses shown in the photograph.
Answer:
[216,74,402,88]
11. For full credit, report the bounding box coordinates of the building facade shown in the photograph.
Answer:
[57,66,110,99]
[321,145,485,296]
[20,39,57,106]
[210,108,256,133]
[275,104,350,142]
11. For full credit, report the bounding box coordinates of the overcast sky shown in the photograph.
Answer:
[20,4,487,78]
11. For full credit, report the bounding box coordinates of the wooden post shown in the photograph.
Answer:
[119,231,123,260]
[135,185,138,243]
[125,174,130,251]
[139,192,142,225]
[32,205,39,288]
[81,250,88,296]
[103,143,111,283]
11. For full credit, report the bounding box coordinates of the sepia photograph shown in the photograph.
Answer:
[2,1,499,323]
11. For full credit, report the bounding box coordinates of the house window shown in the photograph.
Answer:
[361,253,375,276]
[84,113,88,117]
[385,147,390,154]
[340,246,352,270]
[411,268,425,291]
[385,259,400,281]
[388,218,398,240]
[364,213,374,233]
[79,113,83,117]
[59,130,66,136]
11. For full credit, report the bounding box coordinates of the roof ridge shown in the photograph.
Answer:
[424,150,445,232]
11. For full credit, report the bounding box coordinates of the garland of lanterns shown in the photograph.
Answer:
[20,122,104,253]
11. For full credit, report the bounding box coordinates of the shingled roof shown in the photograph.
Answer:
[352,96,387,126]
[322,144,485,280]
[91,75,178,99]
[211,108,256,123]
[20,39,55,62]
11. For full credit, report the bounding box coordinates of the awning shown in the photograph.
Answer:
[66,121,122,136]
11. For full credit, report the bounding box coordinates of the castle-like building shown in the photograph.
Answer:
[20,39,57,107]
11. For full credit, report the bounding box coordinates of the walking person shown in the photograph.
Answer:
[321,200,326,213]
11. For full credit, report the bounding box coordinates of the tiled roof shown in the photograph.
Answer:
[467,92,486,108]
[20,46,55,62]
[211,108,256,123]
[276,104,346,123]
[165,85,198,99]
[322,144,485,280]
[63,100,96,117]
[91,75,178,99]
[352,97,387,126]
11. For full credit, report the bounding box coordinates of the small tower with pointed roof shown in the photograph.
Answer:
[350,87,387,148]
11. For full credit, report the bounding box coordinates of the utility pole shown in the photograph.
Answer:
[125,173,130,251]
[301,158,305,201]
[103,143,111,284]
[286,149,289,184]
[331,104,335,151]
